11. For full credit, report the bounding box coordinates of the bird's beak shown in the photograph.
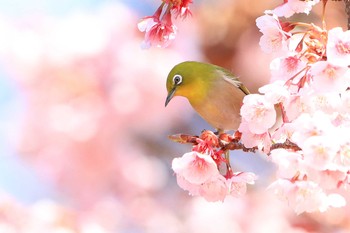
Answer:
[165,87,176,107]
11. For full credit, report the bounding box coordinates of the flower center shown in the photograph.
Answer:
[335,40,350,55]
[324,65,336,79]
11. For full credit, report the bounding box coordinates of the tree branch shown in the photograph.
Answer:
[168,133,301,155]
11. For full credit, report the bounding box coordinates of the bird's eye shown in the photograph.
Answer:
[173,74,183,85]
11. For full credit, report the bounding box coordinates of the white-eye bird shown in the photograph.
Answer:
[165,61,250,132]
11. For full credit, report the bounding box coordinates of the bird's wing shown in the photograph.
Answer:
[218,69,250,95]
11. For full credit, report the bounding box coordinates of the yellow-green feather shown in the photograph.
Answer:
[166,61,249,131]
[167,61,221,103]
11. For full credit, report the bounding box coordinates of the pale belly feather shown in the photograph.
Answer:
[190,81,245,131]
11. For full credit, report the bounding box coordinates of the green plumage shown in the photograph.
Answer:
[165,61,250,132]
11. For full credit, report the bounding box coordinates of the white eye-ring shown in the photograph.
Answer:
[173,74,183,85]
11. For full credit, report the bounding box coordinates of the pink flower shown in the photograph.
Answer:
[340,91,350,113]
[256,11,291,53]
[172,152,257,202]
[290,112,335,148]
[240,94,277,134]
[177,173,233,202]
[270,149,303,179]
[199,175,228,202]
[138,0,193,48]
[306,169,347,190]
[333,130,350,171]
[327,27,350,67]
[192,131,219,156]
[179,171,258,202]
[175,174,201,196]
[169,0,193,19]
[283,95,303,121]
[138,15,158,34]
[227,172,257,197]
[172,151,219,185]
[238,121,272,153]
[138,5,177,49]
[272,122,294,142]
[270,55,307,82]
[302,136,339,170]
[268,179,345,214]
[274,0,320,18]
[259,81,290,104]
[309,61,349,93]
[173,152,230,201]
[257,83,289,130]
[283,90,341,121]
[338,143,350,169]
[302,92,342,115]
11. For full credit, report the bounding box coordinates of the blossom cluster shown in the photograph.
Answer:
[238,0,350,214]
[162,0,350,214]
[171,131,256,202]
[138,0,193,48]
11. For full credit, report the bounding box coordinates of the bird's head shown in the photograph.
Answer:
[165,61,213,107]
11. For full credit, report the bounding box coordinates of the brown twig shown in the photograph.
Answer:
[168,133,302,155]
[270,139,302,152]
[222,139,301,154]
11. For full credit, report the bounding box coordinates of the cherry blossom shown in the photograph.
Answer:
[270,149,303,179]
[174,167,257,202]
[302,92,342,115]
[176,174,201,196]
[175,171,257,202]
[274,0,320,18]
[289,111,336,147]
[333,130,350,172]
[172,151,220,185]
[238,121,272,152]
[246,1,350,214]
[137,0,350,216]
[138,0,193,48]
[139,0,350,222]
[270,55,307,82]
[227,172,257,197]
[167,0,193,19]
[302,135,340,170]
[258,80,290,104]
[240,94,277,134]
[199,175,228,202]
[171,131,257,202]
[138,7,177,48]
[268,179,345,215]
[256,11,291,53]
[306,169,348,190]
[327,27,350,67]
[309,61,350,93]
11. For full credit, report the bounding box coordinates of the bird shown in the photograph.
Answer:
[165,61,250,133]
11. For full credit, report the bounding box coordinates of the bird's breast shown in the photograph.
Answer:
[189,81,246,131]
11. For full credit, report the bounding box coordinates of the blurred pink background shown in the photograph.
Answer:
[0,0,349,232]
